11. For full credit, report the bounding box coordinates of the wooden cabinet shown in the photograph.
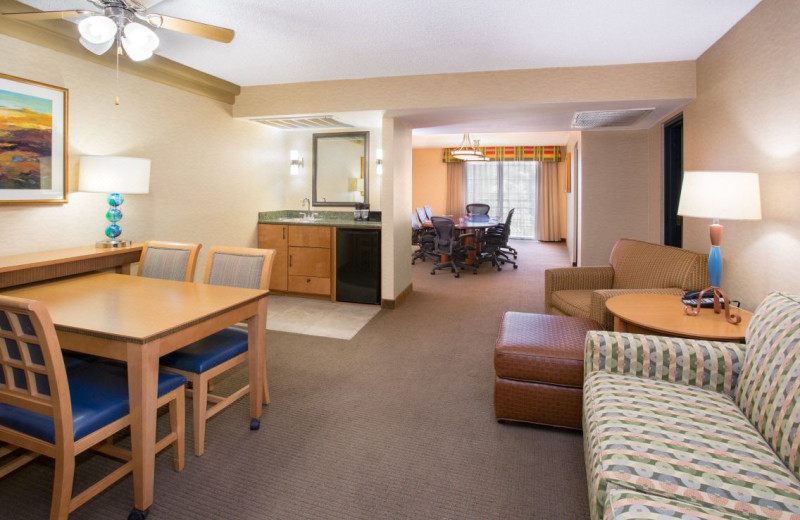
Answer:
[258,224,288,291]
[258,223,332,297]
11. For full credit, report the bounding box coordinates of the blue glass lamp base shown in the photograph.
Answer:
[708,245,723,287]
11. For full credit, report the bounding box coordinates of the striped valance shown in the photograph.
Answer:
[443,146,562,163]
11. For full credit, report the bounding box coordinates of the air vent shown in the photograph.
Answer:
[571,108,655,129]
[251,116,353,130]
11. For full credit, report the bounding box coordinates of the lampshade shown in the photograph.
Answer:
[78,15,117,44]
[79,156,151,194]
[677,171,761,220]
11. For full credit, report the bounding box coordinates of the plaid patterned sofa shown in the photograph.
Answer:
[545,238,709,330]
[583,292,800,520]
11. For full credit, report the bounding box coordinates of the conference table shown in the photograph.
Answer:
[423,215,501,262]
[1,272,269,518]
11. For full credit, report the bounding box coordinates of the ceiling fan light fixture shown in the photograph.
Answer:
[121,36,153,61]
[79,36,115,55]
[123,22,159,52]
[78,15,117,44]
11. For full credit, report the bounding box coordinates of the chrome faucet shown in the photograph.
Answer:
[301,197,311,218]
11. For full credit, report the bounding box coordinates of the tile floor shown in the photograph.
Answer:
[266,295,382,340]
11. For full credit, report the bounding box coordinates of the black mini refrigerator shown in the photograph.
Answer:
[336,228,381,304]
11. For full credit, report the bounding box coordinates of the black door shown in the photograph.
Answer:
[663,115,683,247]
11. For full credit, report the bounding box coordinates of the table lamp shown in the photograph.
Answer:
[677,171,761,323]
[79,155,151,248]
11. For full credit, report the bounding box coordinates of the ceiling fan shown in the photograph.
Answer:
[3,0,234,62]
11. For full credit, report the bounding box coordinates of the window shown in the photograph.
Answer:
[465,161,537,239]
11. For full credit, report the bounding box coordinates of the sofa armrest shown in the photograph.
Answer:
[590,287,684,330]
[584,330,747,397]
[544,266,614,313]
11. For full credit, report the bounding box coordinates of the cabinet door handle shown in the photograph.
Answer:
[283,227,286,240]
[289,255,292,267]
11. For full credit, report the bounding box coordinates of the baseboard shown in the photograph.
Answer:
[381,283,413,309]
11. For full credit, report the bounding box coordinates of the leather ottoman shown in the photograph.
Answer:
[494,312,599,429]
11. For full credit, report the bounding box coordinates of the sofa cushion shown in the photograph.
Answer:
[584,371,800,520]
[736,292,800,480]
[609,238,708,290]
[550,290,592,321]
[603,488,751,520]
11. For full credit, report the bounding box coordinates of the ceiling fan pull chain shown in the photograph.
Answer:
[115,35,121,106]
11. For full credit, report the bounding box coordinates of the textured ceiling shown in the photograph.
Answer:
[14,0,762,87]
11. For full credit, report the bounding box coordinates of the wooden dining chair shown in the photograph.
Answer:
[137,240,202,282]
[0,295,186,520]
[159,246,275,456]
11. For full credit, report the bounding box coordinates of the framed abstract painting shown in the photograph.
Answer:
[0,73,68,204]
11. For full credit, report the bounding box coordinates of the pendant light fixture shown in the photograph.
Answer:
[77,9,159,62]
[450,133,487,161]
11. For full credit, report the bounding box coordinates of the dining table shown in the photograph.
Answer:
[0,272,269,519]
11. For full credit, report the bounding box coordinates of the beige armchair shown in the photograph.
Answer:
[544,238,709,330]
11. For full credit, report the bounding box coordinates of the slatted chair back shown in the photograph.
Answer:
[138,240,202,282]
[203,246,275,290]
[0,296,71,447]
[466,203,491,216]
[424,205,434,220]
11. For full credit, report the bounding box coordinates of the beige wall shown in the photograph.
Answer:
[234,62,695,118]
[682,0,800,310]
[580,130,652,266]
[0,34,279,279]
[411,149,447,216]
[381,117,413,300]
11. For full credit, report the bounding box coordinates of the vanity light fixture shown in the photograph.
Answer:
[376,149,383,175]
[290,150,304,175]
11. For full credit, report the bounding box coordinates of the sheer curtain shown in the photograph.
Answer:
[535,161,561,241]
[446,162,465,216]
[465,161,536,238]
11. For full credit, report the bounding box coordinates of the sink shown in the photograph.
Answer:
[278,217,322,223]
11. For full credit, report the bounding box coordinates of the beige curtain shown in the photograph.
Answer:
[536,162,561,241]
[445,162,465,215]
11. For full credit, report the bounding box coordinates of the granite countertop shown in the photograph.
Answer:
[258,210,382,229]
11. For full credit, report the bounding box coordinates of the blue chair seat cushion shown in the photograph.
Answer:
[159,327,248,374]
[0,362,187,444]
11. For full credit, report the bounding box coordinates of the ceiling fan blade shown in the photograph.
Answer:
[150,14,234,43]
[2,10,93,21]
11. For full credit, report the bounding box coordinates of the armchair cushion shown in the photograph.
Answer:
[609,238,709,290]
[584,330,747,397]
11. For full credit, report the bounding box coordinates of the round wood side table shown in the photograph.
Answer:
[605,293,753,342]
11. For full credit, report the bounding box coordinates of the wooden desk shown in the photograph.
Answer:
[0,244,143,289]
[606,293,752,342]
[1,273,268,517]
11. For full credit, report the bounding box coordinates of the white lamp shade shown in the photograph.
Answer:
[79,36,115,56]
[78,16,117,44]
[677,171,761,220]
[79,156,151,194]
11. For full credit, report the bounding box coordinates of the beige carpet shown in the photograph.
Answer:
[1,239,591,520]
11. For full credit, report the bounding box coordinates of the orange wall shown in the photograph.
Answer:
[412,148,447,216]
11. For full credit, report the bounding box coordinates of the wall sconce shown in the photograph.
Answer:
[290,150,304,175]
[376,149,383,175]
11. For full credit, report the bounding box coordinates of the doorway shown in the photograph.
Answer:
[663,114,683,247]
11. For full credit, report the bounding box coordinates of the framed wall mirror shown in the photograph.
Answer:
[312,131,369,207]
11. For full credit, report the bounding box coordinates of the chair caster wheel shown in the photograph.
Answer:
[454,273,460,278]
[430,270,435,275]
[497,267,502,271]
[250,418,260,430]
[513,265,518,269]
[128,508,149,520]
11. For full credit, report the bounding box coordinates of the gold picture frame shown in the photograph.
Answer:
[0,73,68,204]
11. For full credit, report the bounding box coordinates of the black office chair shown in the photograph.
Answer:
[411,211,437,264]
[430,216,477,278]
[466,203,490,216]
[477,208,518,270]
